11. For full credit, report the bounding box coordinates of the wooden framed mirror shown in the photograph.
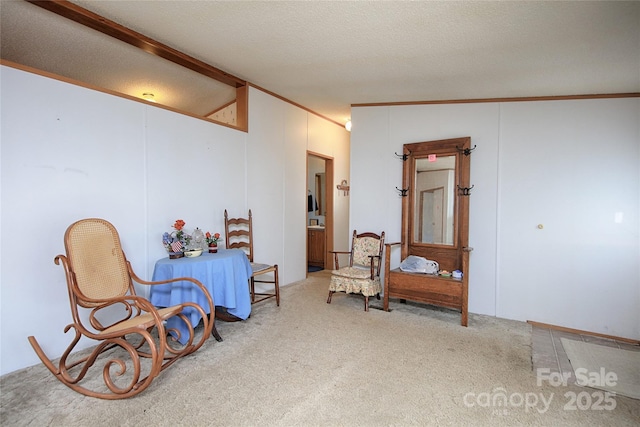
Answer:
[385,136,472,325]
[402,137,471,268]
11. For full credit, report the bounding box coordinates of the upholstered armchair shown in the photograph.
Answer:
[327,230,385,311]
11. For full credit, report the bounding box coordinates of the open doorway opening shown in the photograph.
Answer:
[307,152,334,275]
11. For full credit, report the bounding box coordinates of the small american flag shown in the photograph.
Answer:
[170,240,183,252]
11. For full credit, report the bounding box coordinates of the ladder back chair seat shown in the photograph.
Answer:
[224,209,280,305]
[327,230,385,311]
[28,218,216,399]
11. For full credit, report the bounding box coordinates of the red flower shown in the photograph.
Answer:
[173,219,185,231]
[205,231,221,245]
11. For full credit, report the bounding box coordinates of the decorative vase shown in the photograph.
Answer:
[209,244,218,253]
[192,227,205,250]
[169,251,184,259]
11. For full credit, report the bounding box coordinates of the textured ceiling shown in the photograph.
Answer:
[2,0,639,126]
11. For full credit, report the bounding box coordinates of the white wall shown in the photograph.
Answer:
[145,107,248,277]
[350,98,639,340]
[245,88,350,286]
[307,113,352,259]
[0,67,349,375]
[351,103,501,314]
[496,100,639,338]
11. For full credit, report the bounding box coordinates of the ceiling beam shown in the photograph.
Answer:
[28,0,246,88]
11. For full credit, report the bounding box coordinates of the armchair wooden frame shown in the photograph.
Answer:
[327,230,385,311]
[28,218,216,399]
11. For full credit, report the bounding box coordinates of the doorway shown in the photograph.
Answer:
[307,152,334,275]
[419,187,444,244]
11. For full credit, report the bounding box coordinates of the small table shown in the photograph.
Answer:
[150,249,253,343]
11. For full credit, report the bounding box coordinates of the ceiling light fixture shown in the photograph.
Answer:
[142,92,156,103]
[345,120,352,132]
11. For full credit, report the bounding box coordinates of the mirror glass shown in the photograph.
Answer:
[315,173,326,215]
[413,155,456,245]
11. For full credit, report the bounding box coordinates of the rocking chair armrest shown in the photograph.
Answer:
[138,275,197,287]
[93,294,151,310]
[128,262,198,287]
[129,264,214,351]
[128,262,214,315]
[88,295,167,335]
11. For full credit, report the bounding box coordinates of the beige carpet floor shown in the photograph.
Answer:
[1,271,639,426]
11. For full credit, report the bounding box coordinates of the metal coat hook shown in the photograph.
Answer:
[457,185,474,196]
[394,151,409,161]
[456,145,477,156]
[395,187,409,197]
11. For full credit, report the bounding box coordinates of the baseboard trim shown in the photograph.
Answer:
[527,320,640,345]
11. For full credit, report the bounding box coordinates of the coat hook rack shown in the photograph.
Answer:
[457,185,474,196]
[456,145,477,156]
[336,179,350,196]
[395,187,409,197]
[394,151,409,161]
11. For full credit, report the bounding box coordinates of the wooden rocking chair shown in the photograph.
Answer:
[28,218,215,399]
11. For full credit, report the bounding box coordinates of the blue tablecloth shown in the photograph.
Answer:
[150,249,252,343]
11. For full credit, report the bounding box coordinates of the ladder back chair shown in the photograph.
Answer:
[224,209,280,305]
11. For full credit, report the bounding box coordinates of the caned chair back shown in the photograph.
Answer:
[224,209,254,262]
[64,218,132,307]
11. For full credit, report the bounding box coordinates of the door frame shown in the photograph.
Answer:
[306,151,334,274]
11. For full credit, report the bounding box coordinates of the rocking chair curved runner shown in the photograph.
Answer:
[327,230,385,311]
[28,218,215,399]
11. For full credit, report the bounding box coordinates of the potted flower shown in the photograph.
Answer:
[205,232,221,253]
[163,219,192,258]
